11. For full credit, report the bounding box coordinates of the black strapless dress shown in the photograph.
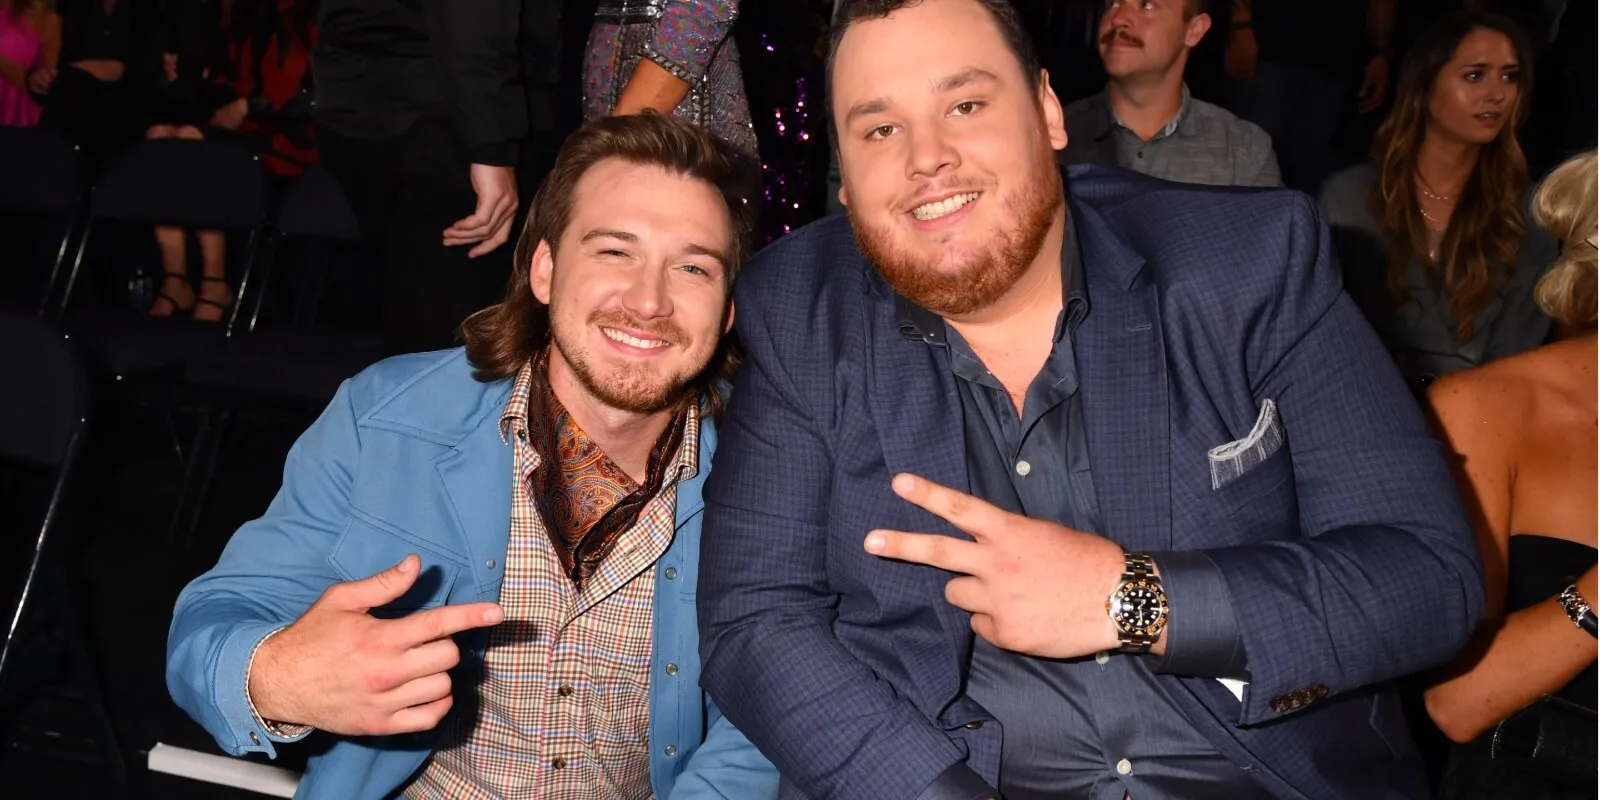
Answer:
[1438,535,1598,799]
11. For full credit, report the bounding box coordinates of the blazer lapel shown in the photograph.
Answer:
[436,413,514,602]
[864,289,974,695]
[1073,200,1174,550]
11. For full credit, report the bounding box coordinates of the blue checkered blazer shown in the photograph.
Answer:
[698,164,1484,800]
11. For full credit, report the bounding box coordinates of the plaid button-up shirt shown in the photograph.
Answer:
[405,362,699,800]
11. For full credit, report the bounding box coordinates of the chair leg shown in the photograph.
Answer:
[0,509,51,684]
[167,407,231,547]
[226,228,264,338]
[246,232,283,334]
[47,217,94,317]
[38,208,81,317]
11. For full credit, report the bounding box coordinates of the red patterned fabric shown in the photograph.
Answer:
[524,350,689,590]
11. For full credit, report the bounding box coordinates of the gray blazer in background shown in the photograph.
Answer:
[1318,163,1557,385]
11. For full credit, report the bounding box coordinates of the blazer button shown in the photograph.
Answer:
[664,663,678,676]
[249,731,261,746]
[664,566,678,580]
[964,721,984,730]
[664,745,678,757]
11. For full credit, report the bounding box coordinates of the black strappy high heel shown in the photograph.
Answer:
[191,277,234,323]
[148,273,195,318]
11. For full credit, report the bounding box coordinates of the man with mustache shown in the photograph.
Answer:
[167,113,778,800]
[697,0,1480,798]
[1059,0,1281,187]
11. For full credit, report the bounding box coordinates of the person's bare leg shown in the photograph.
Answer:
[163,125,234,322]
[193,229,231,322]
[146,124,194,316]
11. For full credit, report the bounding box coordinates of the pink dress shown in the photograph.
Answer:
[0,11,42,127]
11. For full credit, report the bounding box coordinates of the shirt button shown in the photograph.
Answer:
[665,663,678,676]
[557,685,573,697]
[249,731,261,746]
[1015,460,1032,477]
[664,745,677,757]
[1116,758,1132,775]
[551,757,566,769]
[664,567,678,580]
[1094,650,1110,665]
[963,721,984,730]
[485,559,496,570]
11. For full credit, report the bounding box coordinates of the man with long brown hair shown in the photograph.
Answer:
[167,113,776,800]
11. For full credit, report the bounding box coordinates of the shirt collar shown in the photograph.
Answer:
[896,208,1090,345]
[1092,83,1193,142]
[499,358,702,485]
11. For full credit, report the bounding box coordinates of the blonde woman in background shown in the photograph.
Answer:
[1426,148,1597,800]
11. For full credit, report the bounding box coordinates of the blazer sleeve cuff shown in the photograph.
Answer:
[468,141,519,168]
[913,762,996,800]
[1148,550,1250,681]
[215,622,310,757]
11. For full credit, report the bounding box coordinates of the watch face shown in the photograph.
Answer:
[1112,581,1167,633]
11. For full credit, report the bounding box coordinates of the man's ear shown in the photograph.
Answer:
[1185,12,1212,47]
[531,239,555,305]
[1039,69,1068,151]
[723,299,736,336]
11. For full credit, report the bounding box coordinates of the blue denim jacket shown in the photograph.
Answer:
[167,348,777,800]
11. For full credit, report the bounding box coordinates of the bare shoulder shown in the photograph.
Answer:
[1427,357,1530,456]
[1430,340,1595,449]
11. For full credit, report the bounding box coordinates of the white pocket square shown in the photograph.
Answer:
[1207,399,1284,491]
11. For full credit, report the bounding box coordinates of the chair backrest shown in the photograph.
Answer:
[0,128,82,216]
[274,164,361,242]
[0,312,90,470]
[91,140,268,230]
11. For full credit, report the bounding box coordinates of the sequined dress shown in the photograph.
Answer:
[584,0,757,157]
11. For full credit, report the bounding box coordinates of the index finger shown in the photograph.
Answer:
[443,214,493,240]
[864,528,984,575]
[891,473,1011,541]
[388,601,504,648]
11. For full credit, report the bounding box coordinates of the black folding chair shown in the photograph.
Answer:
[167,164,379,542]
[0,127,85,313]
[170,326,383,544]
[0,311,132,798]
[248,163,364,331]
[55,139,270,338]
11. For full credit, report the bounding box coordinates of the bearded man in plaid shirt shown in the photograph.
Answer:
[167,113,779,800]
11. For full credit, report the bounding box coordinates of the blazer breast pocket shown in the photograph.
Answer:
[329,517,462,616]
[1197,400,1296,526]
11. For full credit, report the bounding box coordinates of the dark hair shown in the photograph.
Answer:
[460,113,760,416]
[827,0,1042,100]
[1369,11,1534,345]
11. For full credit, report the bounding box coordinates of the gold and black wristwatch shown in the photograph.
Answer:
[1108,552,1169,653]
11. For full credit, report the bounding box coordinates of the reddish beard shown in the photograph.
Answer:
[851,139,1063,317]
[550,308,696,414]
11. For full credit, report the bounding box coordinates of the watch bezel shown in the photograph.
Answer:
[1108,576,1169,638]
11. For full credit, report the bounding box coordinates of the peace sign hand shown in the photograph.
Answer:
[864,473,1128,659]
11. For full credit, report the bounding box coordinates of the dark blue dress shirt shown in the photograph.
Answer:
[897,215,1271,800]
